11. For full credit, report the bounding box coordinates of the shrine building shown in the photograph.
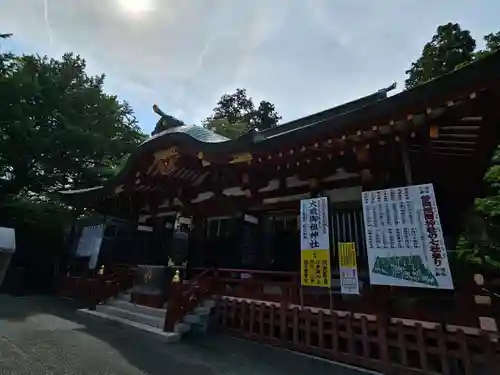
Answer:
[60,51,500,282]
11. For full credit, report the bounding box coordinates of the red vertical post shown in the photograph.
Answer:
[164,279,183,332]
[280,285,289,343]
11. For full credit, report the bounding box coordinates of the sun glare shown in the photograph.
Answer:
[116,0,155,14]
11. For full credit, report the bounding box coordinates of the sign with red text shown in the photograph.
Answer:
[362,184,453,290]
[300,197,331,288]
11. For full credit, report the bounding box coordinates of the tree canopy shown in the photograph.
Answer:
[0,34,146,224]
[404,23,500,269]
[405,23,499,89]
[203,88,281,139]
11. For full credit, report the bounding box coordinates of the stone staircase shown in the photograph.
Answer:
[78,290,216,343]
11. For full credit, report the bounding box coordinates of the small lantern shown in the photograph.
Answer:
[172,270,181,283]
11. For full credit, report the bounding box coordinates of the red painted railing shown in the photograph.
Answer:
[190,267,500,328]
[57,265,135,309]
[163,267,500,373]
[215,298,500,375]
[164,268,214,331]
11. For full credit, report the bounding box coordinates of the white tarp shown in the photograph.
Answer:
[0,227,16,253]
[362,184,453,290]
[75,225,104,270]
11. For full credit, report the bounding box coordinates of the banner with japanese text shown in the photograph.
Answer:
[300,197,331,287]
[338,242,360,295]
[362,184,453,289]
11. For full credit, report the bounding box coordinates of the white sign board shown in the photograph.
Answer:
[0,227,16,253]
[300,197,330,251]
[362,184,453,290]
[300,197,331,288]
[338,242,360,295]
[75,225,104,270]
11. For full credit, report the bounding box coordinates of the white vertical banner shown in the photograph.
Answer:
[300,197,331,288]
[76,225,105,270]
[362,183,453,289]
[0,227,16,253]
[338,242,360,295]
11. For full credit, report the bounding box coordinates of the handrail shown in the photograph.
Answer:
[58,266,135,310]
[164,268,215,331]
[191,267,299,277]
[188,267,213,286]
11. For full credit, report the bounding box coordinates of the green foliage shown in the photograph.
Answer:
[455,148,500,269]
[405,23,476,89]
[474,32,500,59]
[1,196,73,227]
[204,118,249,139]
[254,100,281,131]
[0,33,146,233]
[405,24,500,269]
[405,23,500,89]
[0,50,146,206]
[203,88,281,138]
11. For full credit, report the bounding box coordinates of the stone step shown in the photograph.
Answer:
[173,322,191,334]
[117,293,131,302]
[96,305,164,329]
[108,299,166,319]
[183,313,203,324]
[77,309,181,343]
[202,299,216,309]
[190,321,209,334]
[193,306,212,316]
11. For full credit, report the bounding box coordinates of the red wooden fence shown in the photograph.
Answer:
[57,264,134,309]
[215,297,500,374]
[191,267,500,329]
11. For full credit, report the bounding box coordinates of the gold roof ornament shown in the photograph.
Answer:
[172,270,181,283]
[98,265,105,276]
[229,152,252,164]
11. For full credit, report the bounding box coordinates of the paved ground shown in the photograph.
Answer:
[0,294,372,375]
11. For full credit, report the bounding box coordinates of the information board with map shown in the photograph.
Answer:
[361,184,453,290]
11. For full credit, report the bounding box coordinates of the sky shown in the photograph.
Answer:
[0,0,497,134]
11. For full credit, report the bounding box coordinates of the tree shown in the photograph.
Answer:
[203,88,281,139]
[0,49,146,204]
[204,118,249,139]
[474,32,500,59]
[254,100,281,131]
[404,23,500,269]
[405,23,476,89]
[0,33,14,76]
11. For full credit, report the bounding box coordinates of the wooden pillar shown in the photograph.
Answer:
[240,212,259,269]
[400,137,413,186]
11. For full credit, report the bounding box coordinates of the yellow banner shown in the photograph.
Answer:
[338,242,357,268]
[301,249,331,287]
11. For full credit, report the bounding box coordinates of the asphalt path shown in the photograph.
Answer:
[0,294,374,374]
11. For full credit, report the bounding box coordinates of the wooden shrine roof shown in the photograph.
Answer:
[59,50,500,220]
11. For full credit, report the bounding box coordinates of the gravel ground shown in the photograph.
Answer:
[0,294,373,375]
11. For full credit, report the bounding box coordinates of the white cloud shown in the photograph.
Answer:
[0,0,498,133]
